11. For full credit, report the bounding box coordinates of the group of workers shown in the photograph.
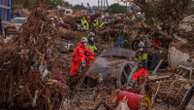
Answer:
[80,16,106,31]
[115,32,161,70]
[136,38,161,71]
[68,16,163,110]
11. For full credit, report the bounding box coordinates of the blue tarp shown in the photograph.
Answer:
[0,0,11,20]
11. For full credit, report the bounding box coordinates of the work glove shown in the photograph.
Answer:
[81,60,86,67]
[94,49,98,54]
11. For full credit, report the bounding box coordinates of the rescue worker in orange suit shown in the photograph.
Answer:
[69,37,94,77]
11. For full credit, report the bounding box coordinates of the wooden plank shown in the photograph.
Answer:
[148,75,171,81]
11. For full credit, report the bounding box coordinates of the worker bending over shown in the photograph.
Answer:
[69,37,94,77]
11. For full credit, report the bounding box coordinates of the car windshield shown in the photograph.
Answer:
[11,17,26,23]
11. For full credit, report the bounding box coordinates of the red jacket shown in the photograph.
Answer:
[131,67,148,81]
[116,90,143,110]
[72,42,94,63]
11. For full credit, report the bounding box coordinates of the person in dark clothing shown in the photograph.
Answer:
[115,35,125,47]
[148,47,159,70]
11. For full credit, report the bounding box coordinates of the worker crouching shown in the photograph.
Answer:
[69,37,94,77]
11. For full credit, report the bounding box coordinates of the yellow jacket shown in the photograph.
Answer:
[93,19,106,29]
[81,17,89,30]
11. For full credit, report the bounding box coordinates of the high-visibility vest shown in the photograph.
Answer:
[99,21,106,28]
[93,19,106,29]
[142,53,148,61]
[81,17,89,30]
[137,53,148,62]
[87,45,97,52]
[93,19,99,28]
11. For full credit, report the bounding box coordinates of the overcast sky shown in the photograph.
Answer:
[64,0,119,6]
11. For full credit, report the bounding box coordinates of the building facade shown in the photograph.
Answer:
[0,0,11,20]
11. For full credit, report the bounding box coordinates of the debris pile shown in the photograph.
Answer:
[149,78,191,104]
[133,0,191,24]
[179,15,194,32]
[146,70,194,109]
[3,0,194,110]
[0,2,69,110]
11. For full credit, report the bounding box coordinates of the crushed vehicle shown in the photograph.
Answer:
[2,17,27,36]
[10,17,27,30]
[83,47,136,88]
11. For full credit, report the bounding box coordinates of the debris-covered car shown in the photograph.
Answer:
[84,47,136,88]
[2,17,27,36]
[10,17,27,30]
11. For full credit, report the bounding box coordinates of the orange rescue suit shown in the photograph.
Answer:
[69,42,94,77]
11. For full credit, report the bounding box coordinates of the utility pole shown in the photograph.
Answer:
[98,0,109,10]
[98,0,100,9]
[105,0,109,7]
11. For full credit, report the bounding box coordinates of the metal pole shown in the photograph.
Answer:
[152,59,164,75]
[106,0,109,7]
[101,0,103,10]
[98,0,100,9]
[103,0,106,10]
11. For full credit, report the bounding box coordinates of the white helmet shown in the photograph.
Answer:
[81,37,88,43]
[88,32,95,37]
[137,12,142,15]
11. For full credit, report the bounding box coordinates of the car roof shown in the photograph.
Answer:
[100,47,136,58]
[12,17,26,20]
